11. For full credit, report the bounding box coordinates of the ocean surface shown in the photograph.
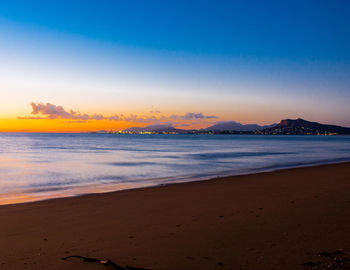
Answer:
[1,133,350,204]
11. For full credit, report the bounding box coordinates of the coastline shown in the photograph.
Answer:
[1,133,350,207]
[1,162,350,269]
[2,157,350,206]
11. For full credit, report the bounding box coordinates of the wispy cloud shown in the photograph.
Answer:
[170,112,217,120]
[18,102,217,126]
[149,106,161,114]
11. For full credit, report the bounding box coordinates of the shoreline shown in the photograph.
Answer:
[0,162,350,269]
[2,158,350,206]
[1,132,350,135]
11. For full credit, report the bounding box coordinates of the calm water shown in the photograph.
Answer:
[1,133,350,204]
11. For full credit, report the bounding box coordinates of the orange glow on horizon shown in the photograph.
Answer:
[0,105,286,132]
[0,118,217,133]
[0,118,131,133]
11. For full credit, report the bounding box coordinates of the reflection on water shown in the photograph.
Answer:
[0,133,350,205]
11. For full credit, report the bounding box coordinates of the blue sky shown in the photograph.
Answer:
[0,0,350,130]
[1,0,349,59]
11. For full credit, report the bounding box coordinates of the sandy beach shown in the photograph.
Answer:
[1,162,350,270]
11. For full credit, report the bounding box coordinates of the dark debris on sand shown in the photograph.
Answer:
[301,250,350,270]
[62,255,150,270]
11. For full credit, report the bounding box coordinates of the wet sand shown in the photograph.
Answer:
[0,162,350,270]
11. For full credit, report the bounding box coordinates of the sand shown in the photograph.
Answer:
[0,162,350,270]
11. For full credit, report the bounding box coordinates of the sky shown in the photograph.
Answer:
[0,0,349,132]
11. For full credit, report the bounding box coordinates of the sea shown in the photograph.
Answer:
[1,133,350,205]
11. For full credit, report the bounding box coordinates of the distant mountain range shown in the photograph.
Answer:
[123,124,196,134]
[122,122,274,134]
[258,118,350,135]
[121,119,350,135]
[200,121,276,132]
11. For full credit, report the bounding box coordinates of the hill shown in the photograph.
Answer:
[202,121,276,132]
[123,124,192,134]
[259,118,350,135]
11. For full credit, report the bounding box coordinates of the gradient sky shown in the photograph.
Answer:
[0,0,349,132]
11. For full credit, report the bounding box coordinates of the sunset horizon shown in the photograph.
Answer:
[1,1,350,132]
[0,100,349,133]
[1,1,350,270]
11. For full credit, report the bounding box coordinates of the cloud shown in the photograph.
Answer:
[119,114,159,123]
[170,112,217,120]
[149,105,161,114]
[18,102,218,125]
[19,102,165,123]
[29,102,90,120]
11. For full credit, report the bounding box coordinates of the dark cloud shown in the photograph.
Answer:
[18,103,217,125]
[30,102,90,120]
[19,102,164,123]
[170,112,217,120]
[119,114,159,123]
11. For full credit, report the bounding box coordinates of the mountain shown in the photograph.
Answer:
[122,119,350,135]
[259,118,350,135]
[123,124,192,133]
[202,121,276,132]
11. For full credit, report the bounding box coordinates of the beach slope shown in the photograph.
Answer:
[1,162,350,269]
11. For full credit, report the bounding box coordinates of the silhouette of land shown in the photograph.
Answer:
[115,118,350,135]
